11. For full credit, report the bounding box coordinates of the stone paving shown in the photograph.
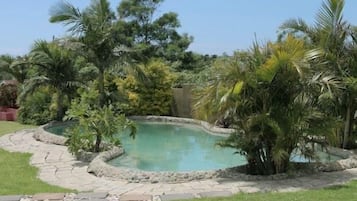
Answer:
[0,129,357,201]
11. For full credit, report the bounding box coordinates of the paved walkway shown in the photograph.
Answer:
[0,129,357,199]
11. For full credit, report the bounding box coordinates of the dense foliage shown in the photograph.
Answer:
[0,82,17,107]
[195,37,337,174]
[194,0,356,175]
[117,0,192,65]
[64,86,136,154]
[116,59,175,115]
[280,0,357,148]
[17,87,54,125]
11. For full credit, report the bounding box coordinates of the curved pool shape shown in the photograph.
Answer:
[108,122,246,171]
[45,120,343,172]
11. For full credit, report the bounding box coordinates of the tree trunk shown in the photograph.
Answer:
[95,134,102,152]
[246,150,271,175]
[56,89,64,121]
[98,68,105,107]
[342,98,352,149]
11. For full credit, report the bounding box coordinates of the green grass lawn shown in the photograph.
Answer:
[180,181,357,201]
[0,121,36,136]
[0,121,74,195]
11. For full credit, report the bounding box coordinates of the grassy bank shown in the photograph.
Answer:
[0,121,73,195]
[0,121,36,136]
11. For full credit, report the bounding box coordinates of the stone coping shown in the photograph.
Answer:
[129,116,235,136]
[87,144,357,183]
[33,121,69,145]
[88,146,222,183]
[34,116,357,183]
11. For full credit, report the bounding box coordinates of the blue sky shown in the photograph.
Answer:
[1,0,357,56]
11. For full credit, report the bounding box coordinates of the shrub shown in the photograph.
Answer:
[116,59,175,115]
[64,87,136,155]
[17,87,54,125]
[0,82,17,108]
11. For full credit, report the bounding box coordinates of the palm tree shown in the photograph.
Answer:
[20,40,79,121]
[0,54,33,84]
[49,0,117,107]
[280,0,356,148]
[0,55,15,80]
[196,36,335,175]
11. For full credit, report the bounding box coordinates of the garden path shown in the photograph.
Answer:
[0,129,357,198]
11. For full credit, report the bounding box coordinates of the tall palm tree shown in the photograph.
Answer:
[20,40,79,121]
[280,0,356,148]
[49,0,117,107]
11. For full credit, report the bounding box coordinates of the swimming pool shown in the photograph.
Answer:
[45,119,343,172]
[107,122,246,171]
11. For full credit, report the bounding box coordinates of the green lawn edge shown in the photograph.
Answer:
[0,121,74,195]
[179,180,357,201]
[0,121,37,136]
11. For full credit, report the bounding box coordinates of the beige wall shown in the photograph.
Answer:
[172,85,193,118]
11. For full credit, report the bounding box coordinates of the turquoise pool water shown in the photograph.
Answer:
[46,123,73,136]
[45,121,343,172]
[108,122,246,171]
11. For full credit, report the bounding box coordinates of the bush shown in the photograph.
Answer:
[0,82,17,108]
[17,87,54,125]
[116,59,175,115]
[64,87,136,154]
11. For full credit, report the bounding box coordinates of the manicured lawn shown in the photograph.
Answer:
[0,121,74,195]
[0,121,36,136]
[0,149,73,195]
[181,180,357,201]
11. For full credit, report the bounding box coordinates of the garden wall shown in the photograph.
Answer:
[172,85,193,118]
[0,107,17,121]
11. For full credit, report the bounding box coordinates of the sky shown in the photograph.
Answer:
[1,0,357,56]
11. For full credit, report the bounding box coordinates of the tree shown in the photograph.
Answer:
[0,55,16,80]
[195,36,336,175]
[20,40,79,121]
[50,0,118,107]
[117,0,193,63]
[0,55,31,83]
[280,0,357,148]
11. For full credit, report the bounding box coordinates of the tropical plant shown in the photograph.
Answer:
[64,86,136,154]
[195,36,336,175]
[280,0,357,148]
[19,40,79,121]
[50,0,119,107]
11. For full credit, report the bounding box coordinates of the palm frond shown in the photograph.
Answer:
[316,0,345,31]
[18,76,49,103]
[49,1,85,34]
[279,18,313,40]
